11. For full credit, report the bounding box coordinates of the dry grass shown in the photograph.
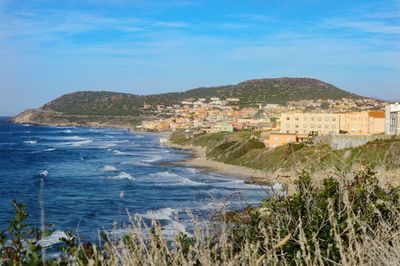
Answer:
[55,167,400,266]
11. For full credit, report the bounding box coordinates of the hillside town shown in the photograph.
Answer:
[137,97,400,149]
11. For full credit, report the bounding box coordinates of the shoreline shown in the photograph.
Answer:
[163,142,294,194]
[11,119,292,192]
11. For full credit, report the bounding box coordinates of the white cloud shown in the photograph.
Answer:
[322,18,400,34]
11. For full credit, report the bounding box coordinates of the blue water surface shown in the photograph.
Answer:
[0,117,267,242]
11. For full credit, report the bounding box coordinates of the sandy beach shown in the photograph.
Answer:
[164,142,295,194]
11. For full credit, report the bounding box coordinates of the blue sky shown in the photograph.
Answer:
[0,0,399,115]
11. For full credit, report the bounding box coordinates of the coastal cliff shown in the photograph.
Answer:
[10,108,142,130]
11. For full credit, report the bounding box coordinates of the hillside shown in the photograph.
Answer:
[12,77,364,126]
[170,131,400,182]
[41,78,361,116]
[180,77,360,105]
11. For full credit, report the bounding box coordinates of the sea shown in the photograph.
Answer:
[0,117,267,246]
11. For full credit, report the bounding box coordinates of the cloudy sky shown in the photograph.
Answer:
[0,0,399,115]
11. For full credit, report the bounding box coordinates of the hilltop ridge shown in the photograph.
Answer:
[11,77,365,127]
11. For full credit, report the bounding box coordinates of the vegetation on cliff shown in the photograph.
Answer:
[2,168,400,265]
[170,131,400,174]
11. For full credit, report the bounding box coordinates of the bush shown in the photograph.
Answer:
[1,167,400,265]
[228,167,400,264]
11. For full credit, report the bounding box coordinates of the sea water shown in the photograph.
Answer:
[0,117,267,245]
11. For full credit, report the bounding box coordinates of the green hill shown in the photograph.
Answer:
[180,77,360,106]
[41,77,362,116]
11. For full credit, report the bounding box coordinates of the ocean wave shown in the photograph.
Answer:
[163,221,189,236]
[104,143,117,148]
[102,165,118,172]
[36,230,68,247]
[142,155,162,163]
[121,161,151,167]
[142,207,176,221]
[69,139,93,147]
[63,136,86,141]
[40,170,49,177]
[113,140,129,143]
[150,171,204,186]
[63,129,72,133]
[110,172,134,180]
[200,202,226,210]
[43,148,56,152]
[141,208,188,235]
[24,140,37,144]
[185,168,198,174]
[112,150,136,156]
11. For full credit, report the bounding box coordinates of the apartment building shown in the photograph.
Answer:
[280,113,340,135]
[209,122,234,133]
[385,103,400,135]
[280,111,385,136]
[340,111,385,135]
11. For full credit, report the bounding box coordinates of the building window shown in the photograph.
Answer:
[287,117,290,120]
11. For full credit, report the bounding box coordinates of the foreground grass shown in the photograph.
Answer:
[1,166,400,265]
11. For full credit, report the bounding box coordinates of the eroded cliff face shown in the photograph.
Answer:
[11,108,142,131]
[10,109,38,123]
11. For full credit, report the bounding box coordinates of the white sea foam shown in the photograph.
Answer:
[63,129,72,133]
[24,140,37,144]
[69,139,93,147]
[36,230,68,247]
[142,155,162,163]
[272,183,283,191]
[43,148,56,152]
[185,168,198,174]
[111,172,134,180]
[200,202,226,210]
[141,208,188,235]
[63,136,85,141]
[104,143,117,148]
[40,170,49,177]
[102,165,118,172]
[151,171,204,186]
[112,150,135,156]
[122,161,151,166]
[113,140,129,143]
[142,207,176,220]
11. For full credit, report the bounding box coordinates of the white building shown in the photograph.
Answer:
[264,104,280,109]
[226,98,240,102]
[385,103,400,135]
